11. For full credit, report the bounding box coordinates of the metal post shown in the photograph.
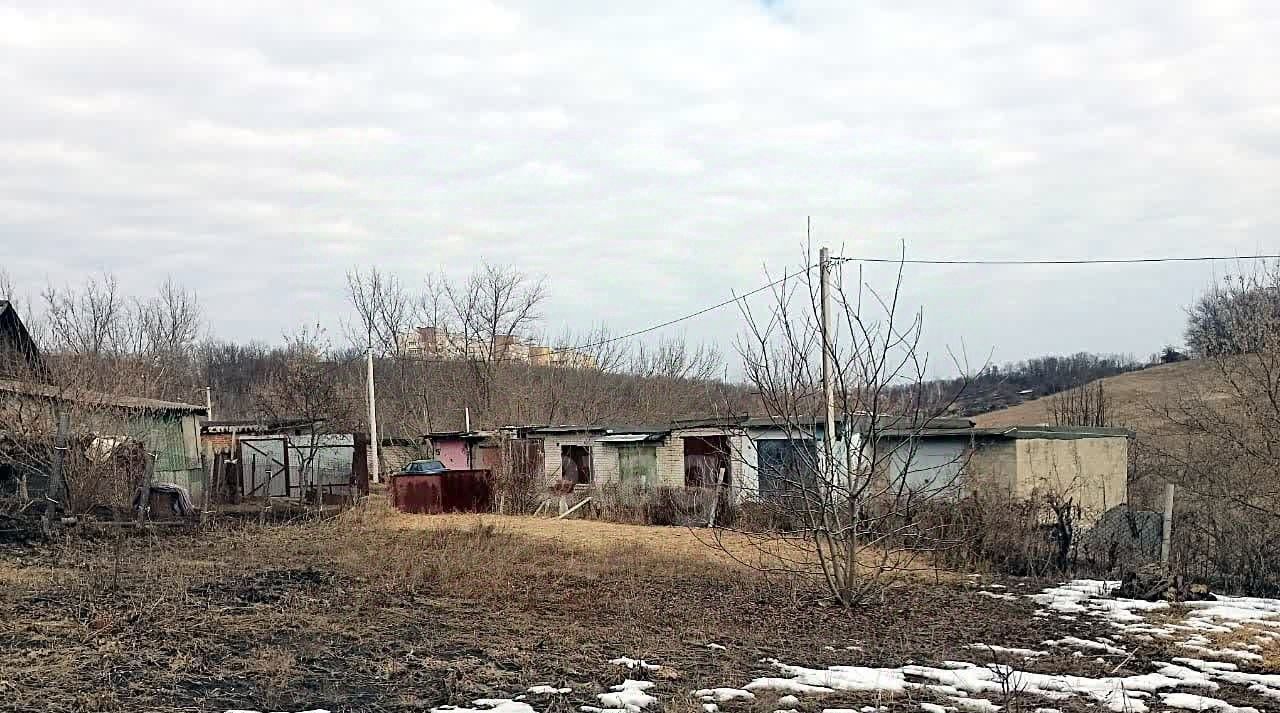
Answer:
[367,348,380,483]
[204,385,214,421]
[43,408,70,534]
[1160,481,1175,565]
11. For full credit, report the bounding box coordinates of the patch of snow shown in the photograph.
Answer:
[1042,637,1126,655]
[777,695,801,706]
[1172,658,1239,673]
[948,696,1000,713]
[707,644,727,651]
[527,686,572,695]
[693,688,755,703]
[1159,692,1259,713]
[1246,684,1280,702]
[435,701,536,713]
[609,657,660,671]
[702,705,719,713]
[1154,663,1220,689]
[746,678,837,695]
[1033,709,1061,713]
[963,644,1047,658]
[904,662,1191,713]
[920,703,951,713]
[597,680,657,712]
[976,591,1019,601]
[759,661,908,693]
[1217,670,1280,688]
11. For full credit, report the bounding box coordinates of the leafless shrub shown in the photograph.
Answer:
[928,492,1081,577]
[1047,381,1109,427]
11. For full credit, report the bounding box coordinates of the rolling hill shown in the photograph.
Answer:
[973,358,1223,436]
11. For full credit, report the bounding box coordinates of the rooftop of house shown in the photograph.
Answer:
[0,378,208,415]
[507,416,1131,441]
[422,430,492,441]
[202,418,325,434]
[0,300,42,370]
[877,424,1134,440]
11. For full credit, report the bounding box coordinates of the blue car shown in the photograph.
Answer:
[399,459,447,475]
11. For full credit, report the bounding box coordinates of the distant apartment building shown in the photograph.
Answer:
[398,327,595,369]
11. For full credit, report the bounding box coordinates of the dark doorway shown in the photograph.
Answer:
[756,438,819,502]
[684,435,730,487]
[561,444,592,484]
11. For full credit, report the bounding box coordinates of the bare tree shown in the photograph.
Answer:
[727,249,971,606]
[1047,381,1110,427]
[346,267,417,356]
[254,325,354,506]
[1141,263,1280,592]
[137,278,205,357]
[42,272,131,358]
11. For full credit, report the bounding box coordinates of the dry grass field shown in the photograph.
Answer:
[0,501,1063,713]
[2,498,1273,713]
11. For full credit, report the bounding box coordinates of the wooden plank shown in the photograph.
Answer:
[557,496,593,520]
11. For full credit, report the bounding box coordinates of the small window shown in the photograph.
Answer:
[561,444,593,484]
[618,445,657,487]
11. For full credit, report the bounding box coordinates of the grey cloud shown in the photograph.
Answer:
[1,0,1278,369]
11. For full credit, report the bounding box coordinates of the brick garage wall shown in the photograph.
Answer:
[541,434,595,483]
[655,438,684,488]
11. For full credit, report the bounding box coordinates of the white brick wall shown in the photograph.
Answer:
[542,435,594,483]
[655,438,684,488]
[593,445,620,486]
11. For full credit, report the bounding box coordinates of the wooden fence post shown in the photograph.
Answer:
[42,409,70,535]
[1160,482,1175,566]
[136,453,156,530]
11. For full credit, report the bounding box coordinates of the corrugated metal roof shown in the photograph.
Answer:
[0,378,207,414]
[596,433,662,443]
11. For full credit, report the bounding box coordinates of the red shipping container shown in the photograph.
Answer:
[391,470,493,514]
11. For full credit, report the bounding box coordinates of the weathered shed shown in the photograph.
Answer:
[0,379,206,506]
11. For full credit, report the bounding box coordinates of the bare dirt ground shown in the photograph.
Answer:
[0,500,1269,713]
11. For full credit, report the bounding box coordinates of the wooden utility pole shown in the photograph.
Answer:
[367,347,380,483]
[819,244,836,478]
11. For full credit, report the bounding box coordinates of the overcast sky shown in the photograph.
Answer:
[2,1,1277,375]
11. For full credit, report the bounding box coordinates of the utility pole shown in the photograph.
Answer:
[204,386,214,421]
[367,347,380,483]
[819,244,836,475]
[1161,481,1175,565]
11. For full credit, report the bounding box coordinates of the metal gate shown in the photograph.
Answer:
[239,434,358,500]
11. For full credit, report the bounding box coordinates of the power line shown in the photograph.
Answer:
[391,264,817,366]
[207,250,1280,379]
[834,253,1280,266]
